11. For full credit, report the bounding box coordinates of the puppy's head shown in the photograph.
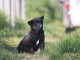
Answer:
[28,15,44,32]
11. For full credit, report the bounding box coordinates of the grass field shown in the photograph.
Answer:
[0,21,80,60]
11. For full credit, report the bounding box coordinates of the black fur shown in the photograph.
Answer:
[17,15,45,54]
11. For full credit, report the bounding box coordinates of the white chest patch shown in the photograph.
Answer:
[36,40,39,45]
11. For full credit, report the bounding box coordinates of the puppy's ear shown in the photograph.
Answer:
[28,20,33,25]
[39,15,44,20]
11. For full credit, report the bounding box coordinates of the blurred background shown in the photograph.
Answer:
[0,0,62,30]
[0,0,80,60]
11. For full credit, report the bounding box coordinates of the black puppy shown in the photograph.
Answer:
[17,16,45,54]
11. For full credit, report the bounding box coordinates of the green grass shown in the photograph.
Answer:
[0,21,80,60]
[60,33,80,53]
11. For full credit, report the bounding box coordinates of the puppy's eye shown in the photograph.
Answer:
[40,24,42,28]
[39,23,42,28]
